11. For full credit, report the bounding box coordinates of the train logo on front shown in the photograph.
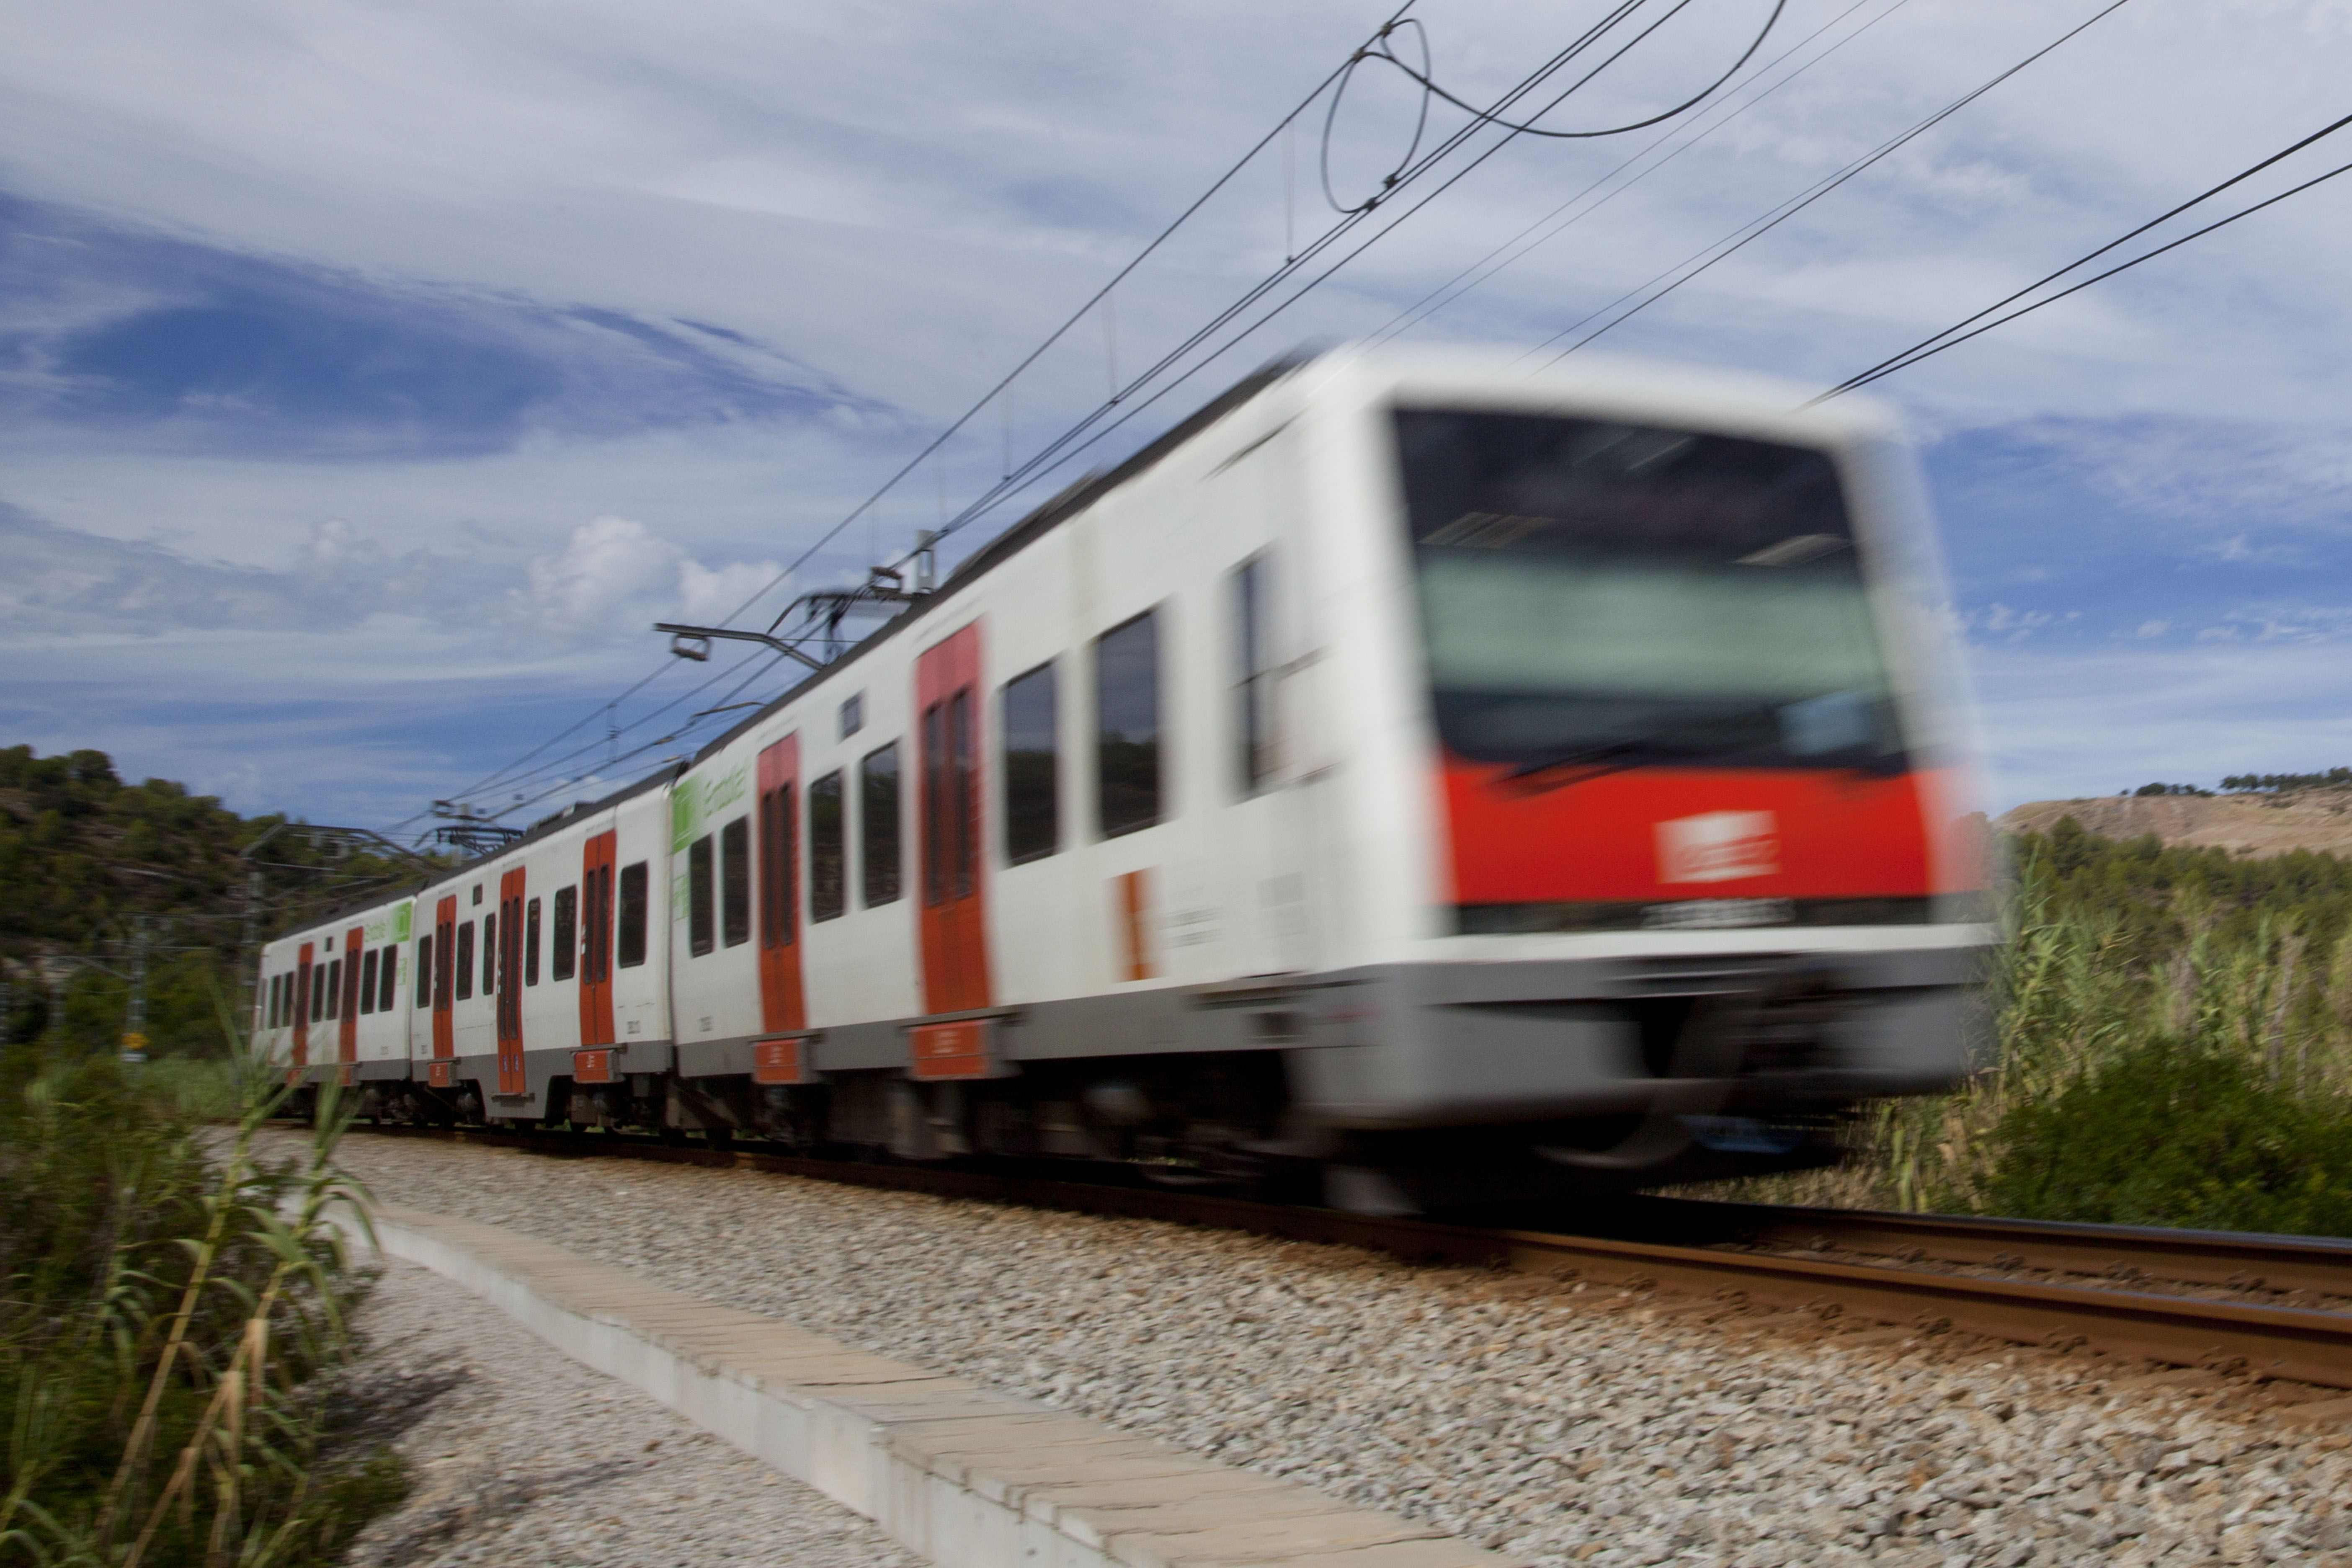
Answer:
[1656,810,1779,884]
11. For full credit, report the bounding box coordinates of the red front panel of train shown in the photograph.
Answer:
[1439,764,1941,911]
[916,624,991,1015]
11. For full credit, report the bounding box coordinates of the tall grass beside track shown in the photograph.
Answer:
[1708,823,2352,1235]
[0,1037,402,1567]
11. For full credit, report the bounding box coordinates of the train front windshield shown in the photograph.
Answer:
[1393,408,1905,776]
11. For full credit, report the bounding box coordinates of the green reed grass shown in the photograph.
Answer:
[1699,826,2352,1234]
[1,999,403,1565]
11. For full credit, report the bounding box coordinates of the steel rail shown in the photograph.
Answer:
[336,1123,2352,1393]
[1624,1196,2352,1297]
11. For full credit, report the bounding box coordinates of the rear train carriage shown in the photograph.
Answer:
[258,346,1991,1210]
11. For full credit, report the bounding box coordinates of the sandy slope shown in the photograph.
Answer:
[1998,789,2352,859]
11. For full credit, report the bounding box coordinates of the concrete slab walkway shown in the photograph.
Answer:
[362,1203,1524,1568]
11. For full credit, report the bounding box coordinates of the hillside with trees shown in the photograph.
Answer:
[0,745,436,1055]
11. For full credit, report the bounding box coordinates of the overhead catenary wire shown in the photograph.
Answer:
[1367,0,1910,348]
[1817,108,2352,399]
[432,5,1422,824]
[1529,0,2140,369]
[921,0,1788,557]
[436,0,1784,829]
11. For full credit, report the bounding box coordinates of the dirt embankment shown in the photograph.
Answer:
[1999,788,2352,859]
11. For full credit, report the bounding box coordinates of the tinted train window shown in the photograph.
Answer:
[618,862,649,966]
[552,886,578,981]
[524,901,542,985]
[415,936,433,1008]
[324,959,340,1020]
[720,820,751,947]
[455,923,475,1001]
[380,945,399,1011]
[688,836,715,956]
[309,968,323,1022]
[1233,555,1274,794]
[810,771,846,922]
[1096,609,1162,837]
[860,744,900,905]
[480,913,497,997]
[1002,662,1057,863]
[1390,408,1899,774]
[360,950,379,1014]
[760,782,797,945]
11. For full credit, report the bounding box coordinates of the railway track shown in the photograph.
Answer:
[336,1121,2352,1402]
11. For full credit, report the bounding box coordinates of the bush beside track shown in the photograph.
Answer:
[0,1046,403,1567]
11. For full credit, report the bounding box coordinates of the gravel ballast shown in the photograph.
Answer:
[335,1248,920,1568]
[299,1132,2352,1568]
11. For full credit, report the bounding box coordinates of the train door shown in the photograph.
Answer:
[431,896,456,1083]
[291,941,313,1071]
[916,624,991,1014]
[497,867,526,1095]
[757,736,806,1034]
[338,925,363,1082]
[579,830,616,1047]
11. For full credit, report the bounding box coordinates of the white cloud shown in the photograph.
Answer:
[2133,619,2170,639]
[515,513,788,641]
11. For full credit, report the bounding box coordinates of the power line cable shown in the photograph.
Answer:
[1530,0,2138,369]
[926,0,1787,553]
[437,0,1782,825]
[1822,137,2352,398]
[1818,108,2352,398]
[1367,0,1906,348]
[437,6,1426,818]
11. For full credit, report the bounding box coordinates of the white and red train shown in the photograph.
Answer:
[258,347,1990,1210]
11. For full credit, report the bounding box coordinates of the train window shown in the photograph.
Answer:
[552,887,578,981]
[524,900,542,985]
[480,912,497,998]
[760,782,797,945]
[1390,409,1899,776]
[860,744,900,905]
[434,921,454,1010]
[839,692,864,738]
[688,835,715,956]
[1232,555,1274,795]
[379,945,399,1012]
[360,950,379,1014]
[266,974,279,1029]
[322,959,339,1020]
[1095,609,1162,837]
[455,922,475,1001]
[415,936,433,1008]
[307,968,321,1023]
[720,819,751,946]
[809,771,846,922]
[1002,663,1057,863]
[618,863,649,966]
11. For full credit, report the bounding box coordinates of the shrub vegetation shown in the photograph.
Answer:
[1726,818,2352,1234]
[0,1045,402,1566]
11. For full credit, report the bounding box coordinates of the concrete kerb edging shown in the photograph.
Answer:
[352,1202,1523,1568]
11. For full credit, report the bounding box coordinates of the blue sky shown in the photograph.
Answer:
[7,0,2352,829]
